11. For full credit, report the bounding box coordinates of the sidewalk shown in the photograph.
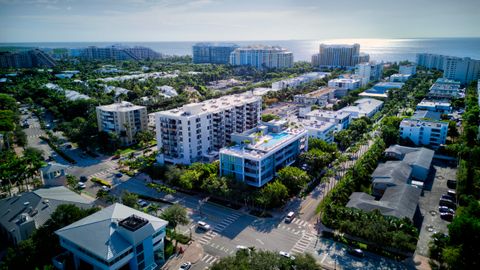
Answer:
[162,241,204,270]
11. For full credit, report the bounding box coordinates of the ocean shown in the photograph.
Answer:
[1,38,480,63]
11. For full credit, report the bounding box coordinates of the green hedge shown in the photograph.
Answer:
[39,136,76,164]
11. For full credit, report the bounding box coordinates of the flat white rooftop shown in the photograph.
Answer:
[97,101,145,112]
[306,109,351,120]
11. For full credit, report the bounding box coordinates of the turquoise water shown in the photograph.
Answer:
[1,38,480,62]
[261,132,290,148]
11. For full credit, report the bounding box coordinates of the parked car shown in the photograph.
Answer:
[279,251,295,260]
[438,206,455,214]
[102,185,110,192]
[179,262,191,270]
[137,199,149,207]
[79,176,88,182]
[447,179,457,189]
[77,182,86,189]
[347,248,365,258]
[197,221,211,231]
[285,211,295,223]
[447,190,456,197]
[439,199,456,209]
[441,194,456,202]
[440,212,454,222]
[115,173,123,178]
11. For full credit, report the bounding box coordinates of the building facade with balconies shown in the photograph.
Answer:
[156,93,262,165]
[96,102,148,146]
[399,118,448,149]
[219,120,308,187]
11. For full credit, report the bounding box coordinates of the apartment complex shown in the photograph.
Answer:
[156,93,262,165]
[272,72,329,90]
[416,53,480,84]
[96,102,148,146]
[293,87,337,107]
[300,119,336,142]
[229,46,293,69]
[306,110,351,131]
[399,118,448,148]
[390,74,411,82]
[219,120,308,187]
[80,46,160,61]
[55,203,168,270]
[0,49,56,68]
[328,78,362,91]
[312,43,369,68]
[416,99,452,114]
[338,98,384,119]
[192,43,239,64]
[355,62,384,82]
[399,64,417,75]
[360,82,404,98]
[428,78,461,99]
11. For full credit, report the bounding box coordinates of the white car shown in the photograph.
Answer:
[77,182,86,189]
[137,199,149,207]
[101,185,110,192]
[179,262,191,270]
[197,221,211,231]
[279,251,295,260]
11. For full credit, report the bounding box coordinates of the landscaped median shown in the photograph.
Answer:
[39,136,76,164]
[91,177,112,188]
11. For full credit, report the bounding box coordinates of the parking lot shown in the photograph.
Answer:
[415,160,457,256]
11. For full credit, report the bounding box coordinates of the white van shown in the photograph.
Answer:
[285,211,295,223]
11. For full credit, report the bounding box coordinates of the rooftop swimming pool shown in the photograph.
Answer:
[259,132,290,148]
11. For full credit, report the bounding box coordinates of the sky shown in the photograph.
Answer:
[0,0,479,42]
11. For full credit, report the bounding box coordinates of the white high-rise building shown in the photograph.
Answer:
[156,93,262,165]
[96,102,148,145]
[312,43,369,68]
[416,53,480,84]
[229,46,293,69]
[328,78,362,91]
[355,62,384,82]
[416,53,447,70]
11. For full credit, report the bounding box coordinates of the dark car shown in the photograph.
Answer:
[115,173,123,178]
[347,248,364,258]
[438,206,455,214]
[441,194,456,202]
[447,179,457,189]
[440,212,454,222]
[79,176,88,182]
[439,199,456,209]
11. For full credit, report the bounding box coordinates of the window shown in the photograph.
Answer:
[135,243,144,254]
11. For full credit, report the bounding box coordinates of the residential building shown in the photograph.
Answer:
[399,64,417,75]
[0,186,93,245]
[360,82,404,98]
[300,119,336,143]
[293,87,336,107]
[306,110,351,131]
[312,43,369,68]
[338,98,384,119]
[55,203,168,270]
[79,45,160,61]
[416,53,446,70]
[411,110,442,121]
[219,120,308,187]
[443,57,480,85]
[355,62,384,82]
[328,78,362,91]
[428,78,461,99]
[157,85,178,98]
[384,145,434,182]
[96,102,148,146]
[192,43,239,64]
[416,99,452,114]
[416,53,480,84]
[400,118,448,148]
[156,93,262,165]
[390,73,411,82]
[371,161,412,197]
[0,49,57,68]
[148,113,156,131]
[272,72,329,90]
[346,185,421,222]
[229,46,294,69]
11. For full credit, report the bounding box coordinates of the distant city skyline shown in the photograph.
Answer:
[1,0,479,43]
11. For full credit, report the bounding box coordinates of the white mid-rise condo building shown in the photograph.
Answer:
[229,46,293,69]
[156,93,262,165]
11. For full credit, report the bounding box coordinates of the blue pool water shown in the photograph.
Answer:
[261,132,290,148]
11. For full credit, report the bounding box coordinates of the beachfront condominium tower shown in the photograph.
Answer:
[156,93,262,165]
[312,43,369,68]
[96,101,148,146]
[192,43,239,64]
[229,45,294,69]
